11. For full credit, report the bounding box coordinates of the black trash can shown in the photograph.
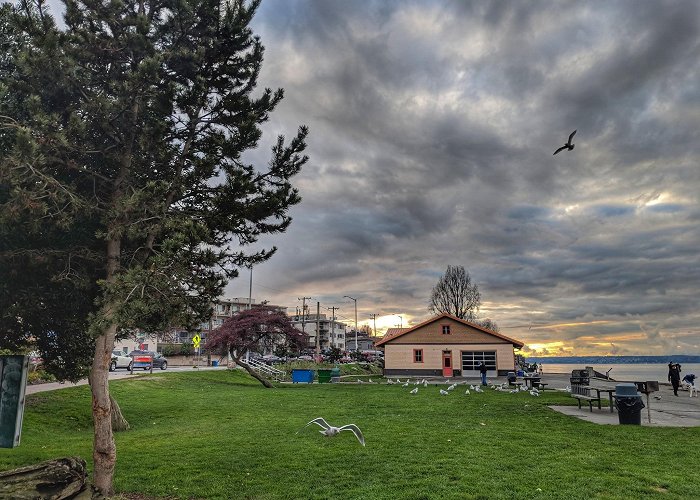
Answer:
[614,383,645,425]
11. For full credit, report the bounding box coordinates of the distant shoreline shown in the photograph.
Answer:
[525,355,700,364]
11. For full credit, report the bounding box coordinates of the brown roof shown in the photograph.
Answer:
[375,313,524,348]
[380,328,410,344]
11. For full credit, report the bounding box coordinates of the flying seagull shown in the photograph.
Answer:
[300,418,365,446]
[553,130,577,155]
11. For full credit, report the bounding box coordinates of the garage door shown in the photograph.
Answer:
[461,351,497,374]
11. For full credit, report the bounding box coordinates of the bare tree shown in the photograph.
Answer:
[428,265,481,320]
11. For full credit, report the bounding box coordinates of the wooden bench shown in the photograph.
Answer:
[571,384,601,412]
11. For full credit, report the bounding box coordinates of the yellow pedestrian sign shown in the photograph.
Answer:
[192,334,201,349]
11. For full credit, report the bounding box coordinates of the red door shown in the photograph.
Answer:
[442,351,453,377]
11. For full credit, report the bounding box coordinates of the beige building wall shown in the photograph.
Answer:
[385,343,515,374]
[390,317,506,345]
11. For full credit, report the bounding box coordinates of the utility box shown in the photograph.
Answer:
[0,355,29,448]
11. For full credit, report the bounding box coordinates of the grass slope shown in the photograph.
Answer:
[1,370,698,499]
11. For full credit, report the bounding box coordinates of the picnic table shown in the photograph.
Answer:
[523,376,541,389]
[584,386,616,413]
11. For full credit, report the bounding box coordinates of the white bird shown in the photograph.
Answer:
[357,379,363,384]
[300,418,365,446]
[421,379,427,385]
[406,379,411,385]
[565,385,571,393]
[445,379,451,384]
[440,389,449,395]
[369,379,373,384]
[414,381,419,386]
[402,382,409,388]
[469,385,475,390]
[410,387,418,395]
[396,379,402,384]
[423,381,428,387]
[465,389,470,395]
[474,386,483,393]
[447,384,457,391]
[530,390,540,397]
[387,379,394,385]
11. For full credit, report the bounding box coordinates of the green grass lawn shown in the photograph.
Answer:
[1,371,698,499]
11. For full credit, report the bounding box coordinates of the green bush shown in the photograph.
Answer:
[179,343,193,356]
[160,344,177,357]
[27,369,56,385]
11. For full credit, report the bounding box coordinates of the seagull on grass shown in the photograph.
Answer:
[553,130,577,155]
[465,389,471,395]
[402,382,409,388]
[299,418,365,446]
[410,387,418,395]
[440,389,449,395]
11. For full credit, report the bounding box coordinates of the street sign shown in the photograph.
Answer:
[192,334,201,349]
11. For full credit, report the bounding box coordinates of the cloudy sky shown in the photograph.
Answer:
[42,0,698,356]
[224,0,700,357]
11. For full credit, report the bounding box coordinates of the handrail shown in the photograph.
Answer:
[246,358,285,380]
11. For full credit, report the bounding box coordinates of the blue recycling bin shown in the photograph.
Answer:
[292,369,314,384]
[211,360,219,367]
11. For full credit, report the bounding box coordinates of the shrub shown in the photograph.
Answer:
[160,344,177,357]
[180,343,193,356]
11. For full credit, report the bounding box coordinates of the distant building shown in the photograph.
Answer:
[376,313,524,377]
[346,330,378,351]
[164,297,285,347]
[290,313,346,351]
[114,333,158,354]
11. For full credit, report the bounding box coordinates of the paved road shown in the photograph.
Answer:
[25,365,228,395]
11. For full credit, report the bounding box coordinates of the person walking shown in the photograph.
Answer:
[479,362,488,386]
[668,362,681,396]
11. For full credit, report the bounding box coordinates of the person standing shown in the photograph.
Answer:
[668,362,681,396]
[479,362,488,386]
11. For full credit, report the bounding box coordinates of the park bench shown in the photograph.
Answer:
[571,384,601,412]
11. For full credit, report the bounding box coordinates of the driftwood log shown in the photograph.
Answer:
[0,456,102,499]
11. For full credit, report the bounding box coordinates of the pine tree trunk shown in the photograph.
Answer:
[89,322,117,496]
[236,358,274,388]
[110,394,130,432]
[88,235,122,496]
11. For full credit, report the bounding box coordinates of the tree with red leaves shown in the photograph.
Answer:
[207,306,307,387]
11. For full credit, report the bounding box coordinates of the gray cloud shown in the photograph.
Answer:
[224,1,700,355]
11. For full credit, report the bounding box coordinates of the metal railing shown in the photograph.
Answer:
[245,358,286,381]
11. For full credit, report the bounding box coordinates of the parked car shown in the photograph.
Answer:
[127,350,168,370]
[261,354,283,365]
[110,350,132,371]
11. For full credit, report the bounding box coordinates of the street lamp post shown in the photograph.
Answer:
[396,314,403,328]
[344,295,358,350]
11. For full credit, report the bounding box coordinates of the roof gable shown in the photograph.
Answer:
[376,313,524,348]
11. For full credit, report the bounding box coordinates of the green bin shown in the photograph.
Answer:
[317,369,332,384]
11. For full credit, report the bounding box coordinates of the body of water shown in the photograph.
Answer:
[540,363,700,383]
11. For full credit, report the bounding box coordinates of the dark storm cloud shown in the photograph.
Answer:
[223,0,700,355]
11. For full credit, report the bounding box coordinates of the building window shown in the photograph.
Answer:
[414,349,423,363]
[442,325,451,335]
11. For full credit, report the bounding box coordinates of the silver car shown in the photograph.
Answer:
[110,350,132,371]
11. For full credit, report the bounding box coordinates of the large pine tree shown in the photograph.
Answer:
[0,0,308,494]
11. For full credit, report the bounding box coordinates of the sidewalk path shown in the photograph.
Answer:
[25,365,228,395]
